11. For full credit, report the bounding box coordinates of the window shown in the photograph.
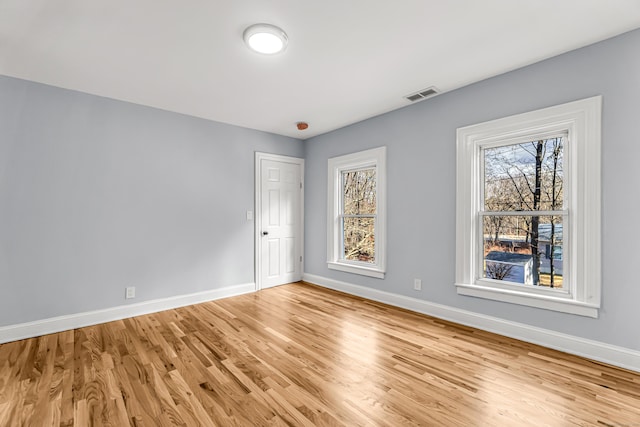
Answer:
[483,138,565,287]
[328,147,386,278]
[455,97,601,317]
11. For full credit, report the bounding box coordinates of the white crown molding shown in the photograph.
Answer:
[302,273,640,373]
[0,283,255,344]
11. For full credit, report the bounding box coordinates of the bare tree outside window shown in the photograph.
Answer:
[485,262,515,280]
[341,168,376,263]
[483,137,564,288]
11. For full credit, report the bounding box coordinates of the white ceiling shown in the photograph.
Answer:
[1,1,639,139]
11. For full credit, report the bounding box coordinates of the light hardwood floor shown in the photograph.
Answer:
[0,282,638,426]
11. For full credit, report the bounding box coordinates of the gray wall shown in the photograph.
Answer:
[2,28,639,352]
[0,77,303,326]
[304,29,640,351]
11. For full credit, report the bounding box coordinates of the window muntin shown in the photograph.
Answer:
[481,137,566,290]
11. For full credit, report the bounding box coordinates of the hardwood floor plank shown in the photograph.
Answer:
[0,401,10,426]
[1,282,639,426]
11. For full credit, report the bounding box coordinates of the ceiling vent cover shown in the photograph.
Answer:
[405,87,438,102]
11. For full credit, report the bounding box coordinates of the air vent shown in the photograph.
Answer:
[405,87,438,102]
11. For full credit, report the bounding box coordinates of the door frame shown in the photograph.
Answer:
[255,152,305,291]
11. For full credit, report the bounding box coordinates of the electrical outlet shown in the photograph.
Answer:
[125,286,136,299]
[413,279,422,291]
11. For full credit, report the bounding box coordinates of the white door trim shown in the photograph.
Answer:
[255,152,304,291]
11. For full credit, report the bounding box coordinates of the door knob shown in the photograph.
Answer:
[262,231,269,236]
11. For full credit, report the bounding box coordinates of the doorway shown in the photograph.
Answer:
[255,153,304,290]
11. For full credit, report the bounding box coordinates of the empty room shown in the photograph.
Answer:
[1,1,640,425]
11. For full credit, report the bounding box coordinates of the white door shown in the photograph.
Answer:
[256,154,303,289]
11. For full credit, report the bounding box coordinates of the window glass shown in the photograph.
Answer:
[482,215,563,288]
[341,168,377,264]
[482,137,565,289]
[484,138,564,212]
[342,169,376,215]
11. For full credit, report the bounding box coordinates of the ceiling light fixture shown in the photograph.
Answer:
[243,24,288,55]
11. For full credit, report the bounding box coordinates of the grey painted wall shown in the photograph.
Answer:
[0,76,303,326]
[2,28,639,352]
[304,28,640,351]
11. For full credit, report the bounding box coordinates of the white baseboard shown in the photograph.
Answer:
[303,273,640,373]
[0,283,255,344]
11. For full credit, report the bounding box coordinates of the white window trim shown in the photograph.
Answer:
[327,147,386,279]
[455,96,601,317]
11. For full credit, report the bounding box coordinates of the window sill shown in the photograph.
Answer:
[455,283,599,318]
[328,262,385,279]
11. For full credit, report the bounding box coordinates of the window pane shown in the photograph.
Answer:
[484,138,564,212]
[342,169,376,215]
[483,215,563,288]
[342,217,375,263]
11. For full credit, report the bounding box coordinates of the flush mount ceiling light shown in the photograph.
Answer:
[243,23,288,55]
